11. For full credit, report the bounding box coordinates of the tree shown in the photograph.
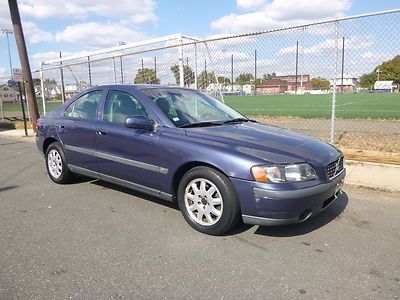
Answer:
[359,73,376,89]
[359,55,400,88]
[134,68,160,84]
[217,76,230,85]
[32,78,41,86]
[170,65,194,86]
[311,77,330,90]
[262,72,276,81]
[235,73,254,85]
[198,71,216,89]
[44,79,57,84]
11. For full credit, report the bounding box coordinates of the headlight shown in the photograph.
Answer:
[251,163,317,183]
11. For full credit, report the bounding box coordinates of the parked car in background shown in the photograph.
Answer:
[36,85,345,235]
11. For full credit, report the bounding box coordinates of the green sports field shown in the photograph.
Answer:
[1,92,399,120]
[224,93,400,120]
[1,101,62,114]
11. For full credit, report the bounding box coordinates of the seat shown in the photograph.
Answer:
[80,101,97,120]
[113,94,140,124]
[156,97,171,116]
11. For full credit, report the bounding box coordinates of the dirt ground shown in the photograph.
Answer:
[252,116,400,165]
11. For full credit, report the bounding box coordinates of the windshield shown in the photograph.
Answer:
[141,88,246,127]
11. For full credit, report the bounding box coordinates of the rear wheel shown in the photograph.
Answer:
[45,142,74,184]
[177,167,240,235]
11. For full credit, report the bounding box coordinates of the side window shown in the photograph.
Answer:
[103,90,148,124]
[65,91,102,120]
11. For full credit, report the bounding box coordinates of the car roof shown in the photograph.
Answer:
[90,84,193,91]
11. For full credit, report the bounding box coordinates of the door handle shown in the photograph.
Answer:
[96,130,107,136]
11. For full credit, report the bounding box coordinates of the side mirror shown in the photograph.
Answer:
[124,116,154,130]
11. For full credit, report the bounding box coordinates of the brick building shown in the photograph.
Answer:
[255,74,312,95]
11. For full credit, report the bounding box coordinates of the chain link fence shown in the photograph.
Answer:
[2,10,399,155]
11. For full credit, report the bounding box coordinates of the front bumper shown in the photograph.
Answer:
[231,169,346,226]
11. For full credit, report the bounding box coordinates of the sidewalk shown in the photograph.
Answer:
[0,128,35,140]
[1,129,399,193]
[345,161,400,192]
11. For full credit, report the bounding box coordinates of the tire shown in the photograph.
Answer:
[177,166,240,235]
[45,142,74,184]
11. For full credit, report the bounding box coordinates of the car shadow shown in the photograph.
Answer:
[90,179,180,211]
[80,177,348,237]
[0,185,19,193]
[253,191,349,237]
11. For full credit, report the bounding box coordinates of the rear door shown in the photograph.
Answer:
[94,89,164,191]
[56,90,103,172]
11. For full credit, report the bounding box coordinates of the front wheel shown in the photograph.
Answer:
[45,142,74,184]
[177,167,240,235]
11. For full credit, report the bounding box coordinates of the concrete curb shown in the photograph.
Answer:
[345,160,400,193]
[0,129,35,142]
[1,129,399,193]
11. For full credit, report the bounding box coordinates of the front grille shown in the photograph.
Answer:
[326,156,344,180]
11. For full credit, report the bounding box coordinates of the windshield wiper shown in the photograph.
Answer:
[222,118,250,124]
[178,121,223,128]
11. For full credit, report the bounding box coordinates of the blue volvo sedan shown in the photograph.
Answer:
[36,85,345,235]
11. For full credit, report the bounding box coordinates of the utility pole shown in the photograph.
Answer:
[8,0,40,130]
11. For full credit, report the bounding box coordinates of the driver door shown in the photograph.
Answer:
[95,89,163,190]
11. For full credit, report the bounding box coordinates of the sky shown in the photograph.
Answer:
[0,0,399,81]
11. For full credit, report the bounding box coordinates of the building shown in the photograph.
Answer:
[0,85,18,103]
[255,79,288,95]
[374,81,398,93]
[242,84,255,95]
[255,74,312,95]
[223,84,243,95]
[330,75,358,93]
[64,82,89,99]
[34,83,62,100]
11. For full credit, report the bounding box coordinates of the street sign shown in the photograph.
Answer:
[12,68,23,82]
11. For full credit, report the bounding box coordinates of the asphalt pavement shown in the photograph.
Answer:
[0,136,399,299]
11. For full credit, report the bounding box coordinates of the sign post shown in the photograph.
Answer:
[0,95,3,120]
[11,68,28,136]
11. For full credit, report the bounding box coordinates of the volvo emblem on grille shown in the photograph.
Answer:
[334,159,340,176]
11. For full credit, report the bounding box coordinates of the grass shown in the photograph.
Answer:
[1,101,63,114]
[224,93,400,120]
[1,93,399,120]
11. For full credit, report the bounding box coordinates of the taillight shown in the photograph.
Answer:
[35,119,40,131]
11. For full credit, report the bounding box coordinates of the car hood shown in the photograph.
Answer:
[185,122,340,164]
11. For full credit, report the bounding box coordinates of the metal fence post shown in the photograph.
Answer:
[59,51,65,102]
[39,62,46,115]
[341,37,345,94]
[194,43,198,89]
[120,56,124,84]
[254,49,257,95]
[178,34,184,87]
[330,20,340,144]
[112,57,117,84]
[88,56,92,87]
[154,57,157,79]
[295,41,299,95]
[141,58,144,82]
[231,54,233,92]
